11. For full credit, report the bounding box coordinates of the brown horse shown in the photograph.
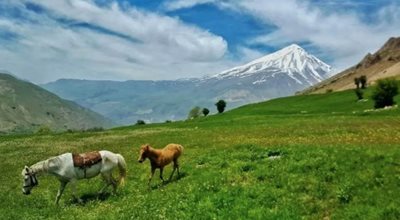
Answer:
[138,143,183,186]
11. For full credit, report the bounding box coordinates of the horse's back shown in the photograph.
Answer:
[163,144,183,159]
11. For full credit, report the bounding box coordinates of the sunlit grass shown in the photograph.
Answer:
[1,89,400,219]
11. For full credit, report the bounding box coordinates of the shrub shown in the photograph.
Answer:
[354,77,361,89]
[37,125,51,134]
[202,108,210,116]
[165,120,172,123]
[372,79,399,108]
[85,127,104,132]
[326,89,333,94]
[136,120,146,125]
[215,100,227,113]
[354,88,363,100]
[188,106,202,119]
[359,75,367,89]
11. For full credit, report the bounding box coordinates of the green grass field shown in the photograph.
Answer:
[1,88,400,219]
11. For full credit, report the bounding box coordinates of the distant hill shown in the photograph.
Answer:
[42,44,332,124]
[0,73,114,133]
[301,37,400,94]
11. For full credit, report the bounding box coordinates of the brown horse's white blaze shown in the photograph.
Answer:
[138,143,183,186]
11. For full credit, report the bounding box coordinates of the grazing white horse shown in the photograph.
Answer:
[21,150,127,204]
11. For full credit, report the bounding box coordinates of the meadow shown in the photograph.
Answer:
[1,88,400,219]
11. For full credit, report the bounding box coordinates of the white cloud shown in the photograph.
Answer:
[164,0,216,11]
[166,0,400,72]
[2,0,399,83]
[0,0,230,83]
[236,0,400,71]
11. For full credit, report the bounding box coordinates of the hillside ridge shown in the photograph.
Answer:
[0,73,114,133]
[301,37,400,94]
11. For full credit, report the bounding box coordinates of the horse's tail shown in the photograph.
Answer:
[116,154,127,186]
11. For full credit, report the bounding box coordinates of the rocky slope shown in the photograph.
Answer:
[301,37,400,94]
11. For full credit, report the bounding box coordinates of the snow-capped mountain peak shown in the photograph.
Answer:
[212,44,332,85]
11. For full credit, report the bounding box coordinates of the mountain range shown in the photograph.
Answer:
[42,44,332,125]
[0,73,113,133]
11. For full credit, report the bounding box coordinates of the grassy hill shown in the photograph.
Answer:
[0,87,399,219]
[0,73,114,133]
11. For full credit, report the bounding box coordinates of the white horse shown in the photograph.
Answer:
[21,150,127,204]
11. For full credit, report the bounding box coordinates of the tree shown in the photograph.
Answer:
[136,120,146,125]
[215,100,227,113]
[359,75,367,89]
[372,79,399,108]
[202,108,210,116]
[354,88,363,100]
[188,106,202,119]
[354,77,361,89]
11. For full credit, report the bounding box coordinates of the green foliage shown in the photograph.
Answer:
[337,184,352,204]
[202,108,210,116]
[359,75,367,89]
[354,88,363,100]
[215,100,227,113]
[83,127,104,132]
[372,79,399,108]
[136,120,146,125]
[354,77,361,89]
[1,87,400,219]
[36,125,51,134]
[188,106,202,119]
[354,75,368,90]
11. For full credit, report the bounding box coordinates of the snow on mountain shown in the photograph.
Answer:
[211,44,332,86]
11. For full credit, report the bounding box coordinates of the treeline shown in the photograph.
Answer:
[187,99,227,120]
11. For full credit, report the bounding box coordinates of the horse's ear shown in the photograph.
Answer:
[25,166,29,172]
[145,144,150,150]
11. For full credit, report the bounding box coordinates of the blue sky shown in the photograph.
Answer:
[0,0,399,83]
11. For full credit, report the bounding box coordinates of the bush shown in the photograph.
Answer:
[84,127,104,132]
[136,120,146,125]
[188,106,202,119]
[215,100,227,113]
[359,75,367,89]
[165,120,172,123]
[354,77,361,89]
[37,125,51,134]
[354,88,363,100]
[202,108,210,116]
[372,79,399,108]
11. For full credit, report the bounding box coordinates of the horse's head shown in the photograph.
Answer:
[138,144,151,163]
[21,166,38,195]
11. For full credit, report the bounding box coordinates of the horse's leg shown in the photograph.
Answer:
[55,181,68,204]
[159,167,165,182]
[110,176,118,194]
[148,166,155,188]
[169,164,176,181]
[100,172,118,194]
[70,179,82,203]
[99,172,112,194]
[176,159,180,177]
